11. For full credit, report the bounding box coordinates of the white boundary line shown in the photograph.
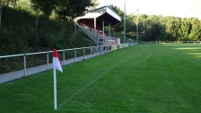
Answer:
[58,51,134,108]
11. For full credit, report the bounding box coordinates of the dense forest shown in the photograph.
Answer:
[0,0,201,55]
[110,5,201,42]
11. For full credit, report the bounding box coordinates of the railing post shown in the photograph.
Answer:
[23,54,27,77]
[96,46,98,56]
[47,52,49,70]
[74,49,76,62]
[83,48,85,59]
[90,47,92,58]
[104,46,106,54]
[63,51,65,65]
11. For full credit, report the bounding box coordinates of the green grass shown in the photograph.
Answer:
[1,44,201,113]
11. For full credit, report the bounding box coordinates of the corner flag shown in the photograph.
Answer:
[53,49,63,72]
[52,49,63,110]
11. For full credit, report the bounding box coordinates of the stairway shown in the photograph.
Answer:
[77,24,110,53]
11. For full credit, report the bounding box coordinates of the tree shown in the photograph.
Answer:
[6,0,9,6]
[189,18,201,41]
[56,0,95,21]
[31,0,58,17]
[180,18,191,40]
[137,14,148,41]
[30,0,58,29]
[126,14,135,38]
[165,17,181,41]
[108,5,124,33]
[0,0,2,24]
[88,0,99,10]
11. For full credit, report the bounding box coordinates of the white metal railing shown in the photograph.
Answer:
[154,41,201,44]
[0,43,134,84]
[0,46,97,75]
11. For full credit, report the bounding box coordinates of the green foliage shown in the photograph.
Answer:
[108,5,124,32]
[108,5,201,42]
[29,0,95,20]
[1,1,201,55]
[135,15,201,41]
[56,0,95,21]
[0,6,91,55]
[189,18,201,41]
[31,0,57,17]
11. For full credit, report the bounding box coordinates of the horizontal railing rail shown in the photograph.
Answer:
[0,43,134,84]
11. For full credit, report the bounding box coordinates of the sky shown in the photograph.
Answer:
[97,0,201,19]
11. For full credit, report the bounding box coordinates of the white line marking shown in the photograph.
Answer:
[59,51,133,108]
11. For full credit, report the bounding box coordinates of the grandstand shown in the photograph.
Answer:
[75,6,121,51]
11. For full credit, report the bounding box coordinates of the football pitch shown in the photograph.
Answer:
[1,43,201,113]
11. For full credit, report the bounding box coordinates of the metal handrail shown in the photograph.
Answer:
[0,46,99,76]
[0,46,96,58]
[0,43,134,84]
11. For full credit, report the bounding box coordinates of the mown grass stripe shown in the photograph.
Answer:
[1,44,201,113]
[58,49,135,108]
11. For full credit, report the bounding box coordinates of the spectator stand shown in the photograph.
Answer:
[75,6,121,53]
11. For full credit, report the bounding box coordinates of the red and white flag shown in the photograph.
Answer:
[52,49,63,73]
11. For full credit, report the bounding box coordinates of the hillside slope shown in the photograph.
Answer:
[0,7,92,55]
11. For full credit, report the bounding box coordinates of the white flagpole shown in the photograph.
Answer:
[53,67,57,110]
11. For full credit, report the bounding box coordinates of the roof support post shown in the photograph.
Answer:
[108,23,111,39]
[102,21,105,39]
[94,17,97,45]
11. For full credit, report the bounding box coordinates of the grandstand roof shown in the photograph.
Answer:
[76,6,121,26]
